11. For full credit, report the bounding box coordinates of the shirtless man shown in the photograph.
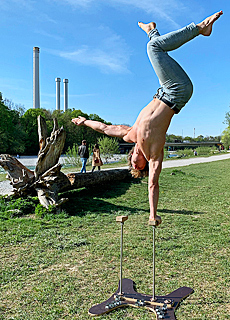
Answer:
[72,11,223,225]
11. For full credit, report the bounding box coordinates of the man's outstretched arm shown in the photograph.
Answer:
[72,116,132,140]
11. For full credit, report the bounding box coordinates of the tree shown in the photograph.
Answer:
[165,134,183,143]
[21,108,53,155]
[98,136,120,163]
[221,127,230,149]
[0,98,26,154]
[223,107,230,127]
[221,107,230,150]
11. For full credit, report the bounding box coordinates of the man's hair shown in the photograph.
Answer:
[82,140,86,144]
[127,146,149,178]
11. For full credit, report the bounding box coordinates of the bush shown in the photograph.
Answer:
[177,148,194,157]
[98,136,120,163]
[63,143,82,167]
[35,204,57,218]
[196,146,216,156]
[0,196,38,219]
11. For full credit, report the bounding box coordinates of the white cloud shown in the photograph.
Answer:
[60,48,129,73]
[46,30,131,74]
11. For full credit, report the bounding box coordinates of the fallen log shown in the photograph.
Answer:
[66,169,130,190]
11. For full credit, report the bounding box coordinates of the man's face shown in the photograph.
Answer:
[131,145,147,170]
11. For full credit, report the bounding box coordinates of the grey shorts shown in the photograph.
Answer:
[153,80,193,114]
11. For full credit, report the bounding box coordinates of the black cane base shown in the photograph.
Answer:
[89,278,193,319]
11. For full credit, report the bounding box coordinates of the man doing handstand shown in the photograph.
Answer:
[72,11,223,226]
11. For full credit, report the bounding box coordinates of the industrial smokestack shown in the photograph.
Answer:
[63,79,69,112]
[55,78,61,110]
[33,47,40,109]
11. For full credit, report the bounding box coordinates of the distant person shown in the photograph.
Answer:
[92,144,103,172]
[72,11,223,225]
[78,140,89,173]
[194,150,198,156]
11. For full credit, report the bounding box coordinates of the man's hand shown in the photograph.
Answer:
[71,116,86,126]
[149,215,162,227]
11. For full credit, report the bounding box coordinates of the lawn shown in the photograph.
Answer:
[0,159,229,320]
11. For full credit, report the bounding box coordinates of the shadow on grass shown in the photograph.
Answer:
[158,208,205,215]
[61,177,149,217]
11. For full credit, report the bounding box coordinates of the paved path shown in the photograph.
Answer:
[162,152,230,169]
[1,153,230,196]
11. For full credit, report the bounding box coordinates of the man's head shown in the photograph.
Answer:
[82,140,87,145]
[128,145,149,178]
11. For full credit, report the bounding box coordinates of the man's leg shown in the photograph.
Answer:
[83,158,87,173]
[139,11,223,112]
[80,158,84,173]
[146,23,199,105]
[140,11,223,87]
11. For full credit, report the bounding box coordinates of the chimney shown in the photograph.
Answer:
[55,78,61,110]
[63,79,69,112]
[33,47,40,109]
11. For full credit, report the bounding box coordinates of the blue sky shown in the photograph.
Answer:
[0,0,229,138]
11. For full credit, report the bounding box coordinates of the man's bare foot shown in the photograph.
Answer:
[138,21,156,34]
[197,10,223,36]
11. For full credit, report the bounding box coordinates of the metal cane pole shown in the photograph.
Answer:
[116,216,128,295]
[152,225,156,301]
[120,221,124,295]
[149,219,158,301]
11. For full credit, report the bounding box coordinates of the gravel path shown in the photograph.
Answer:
[1,153,230,196]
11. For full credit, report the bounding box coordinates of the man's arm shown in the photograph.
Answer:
[72,116,132,140]
[148,150,164,226]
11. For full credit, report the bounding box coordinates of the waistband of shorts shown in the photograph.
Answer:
[154,94,180,114]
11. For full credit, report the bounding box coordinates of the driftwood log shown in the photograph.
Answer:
[0,116,130,210]
[67,169,130,189]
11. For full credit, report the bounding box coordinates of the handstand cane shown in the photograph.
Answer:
[88,216,194,319]
[149,220,157,302]
[116,215,128,295]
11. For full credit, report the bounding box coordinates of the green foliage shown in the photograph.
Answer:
[166,133,221,143]
[21,108,53,155]
[0,196,38,219]
[98,136,120,163]
[221,127,230,149]
[64,143,82,167]
[223,107,230,127]
[0,99,27,154]
[176,148,194,157]
[35,204,58,218]
[195,146,217,156]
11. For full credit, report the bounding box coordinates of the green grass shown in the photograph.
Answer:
[0,160,230,319]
